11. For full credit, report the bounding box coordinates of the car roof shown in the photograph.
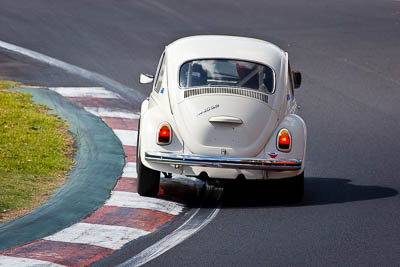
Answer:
[166,35,285,72]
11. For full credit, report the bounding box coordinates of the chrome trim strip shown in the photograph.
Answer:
[208,116,243,124]
[145,152,301,171]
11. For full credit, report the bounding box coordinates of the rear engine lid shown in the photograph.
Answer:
[174,92,278,157]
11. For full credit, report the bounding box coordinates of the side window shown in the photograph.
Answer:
[153,53,165,93]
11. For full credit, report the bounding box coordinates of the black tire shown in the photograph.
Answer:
[287,171,304,203]
[136,119,160,197]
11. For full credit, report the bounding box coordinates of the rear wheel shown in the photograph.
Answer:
[136,119,160,197]
[287,171,304,203]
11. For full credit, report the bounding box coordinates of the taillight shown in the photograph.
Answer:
[277,129,291,152]
[158,123,172,145]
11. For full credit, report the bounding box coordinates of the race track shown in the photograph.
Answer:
[0,0,399,266]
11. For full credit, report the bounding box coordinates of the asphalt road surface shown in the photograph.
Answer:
[1,0,400,266]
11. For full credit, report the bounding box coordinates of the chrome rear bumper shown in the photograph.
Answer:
[145,152,302,171]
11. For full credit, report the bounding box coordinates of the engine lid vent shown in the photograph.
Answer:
[184,87,268,103]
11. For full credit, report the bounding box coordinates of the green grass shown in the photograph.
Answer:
[0,80,74,222]
[0,79,23,90]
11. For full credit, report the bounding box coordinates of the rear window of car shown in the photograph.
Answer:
[179,59,275,93]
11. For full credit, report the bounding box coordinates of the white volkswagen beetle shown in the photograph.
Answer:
[137,35,306,201]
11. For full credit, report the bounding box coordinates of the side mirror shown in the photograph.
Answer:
[293,71,302,89]
[140,73,154,84]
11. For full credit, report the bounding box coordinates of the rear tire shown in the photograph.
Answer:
[287,171,304,203]
[136,119,160,197]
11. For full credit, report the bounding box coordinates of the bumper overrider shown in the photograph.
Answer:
[145,152,302,171]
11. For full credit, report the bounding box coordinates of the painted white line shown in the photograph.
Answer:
[43,222,149,250]
[84,107,140,119]
[105,192,184,215]
[0,40,146,102]
[0,256,64,267]
[113,130,138,146]
[118,206,220,267]
[49,87,121,99]
[122,162,137,178]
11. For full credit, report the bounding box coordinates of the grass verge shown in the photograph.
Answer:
[0,79,75,223]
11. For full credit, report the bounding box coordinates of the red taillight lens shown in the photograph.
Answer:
[279,136,290,145]
[158,124,171,144]
[277,129,291,151]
